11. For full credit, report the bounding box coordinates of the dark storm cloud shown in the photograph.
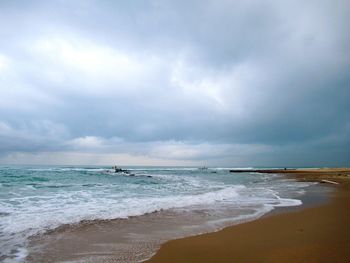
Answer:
[0,0,349,165]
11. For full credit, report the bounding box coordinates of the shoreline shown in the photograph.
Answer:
[146,168,350,263]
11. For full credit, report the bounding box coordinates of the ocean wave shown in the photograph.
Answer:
[1,186,245,235]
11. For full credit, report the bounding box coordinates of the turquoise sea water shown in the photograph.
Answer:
[0,166,312,262]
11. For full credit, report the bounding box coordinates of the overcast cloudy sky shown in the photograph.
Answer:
[0,0,349,166]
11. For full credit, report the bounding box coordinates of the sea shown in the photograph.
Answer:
[0,166,316,262]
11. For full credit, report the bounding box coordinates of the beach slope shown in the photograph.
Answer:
[146,169,350,263]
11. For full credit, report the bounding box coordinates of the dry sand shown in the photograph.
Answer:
[146,168,350,263]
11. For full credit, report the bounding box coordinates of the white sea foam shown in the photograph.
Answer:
[1,186,243,235]
[28,167,106,172]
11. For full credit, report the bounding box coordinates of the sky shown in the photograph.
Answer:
[0,0,349,166]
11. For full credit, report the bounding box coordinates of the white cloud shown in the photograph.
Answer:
[29,36,167,96]
[0,54,10,73]
[66,136,104,149]
[34,37,141,77]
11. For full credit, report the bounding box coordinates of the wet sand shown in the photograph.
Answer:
[27,198,282,262]
[146,168,350,263]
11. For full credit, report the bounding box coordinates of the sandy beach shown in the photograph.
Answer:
[146,168,350,263]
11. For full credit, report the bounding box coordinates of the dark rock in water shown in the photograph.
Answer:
[229,168,297,173]
[147,175,152,178]
[112,166,129,173]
